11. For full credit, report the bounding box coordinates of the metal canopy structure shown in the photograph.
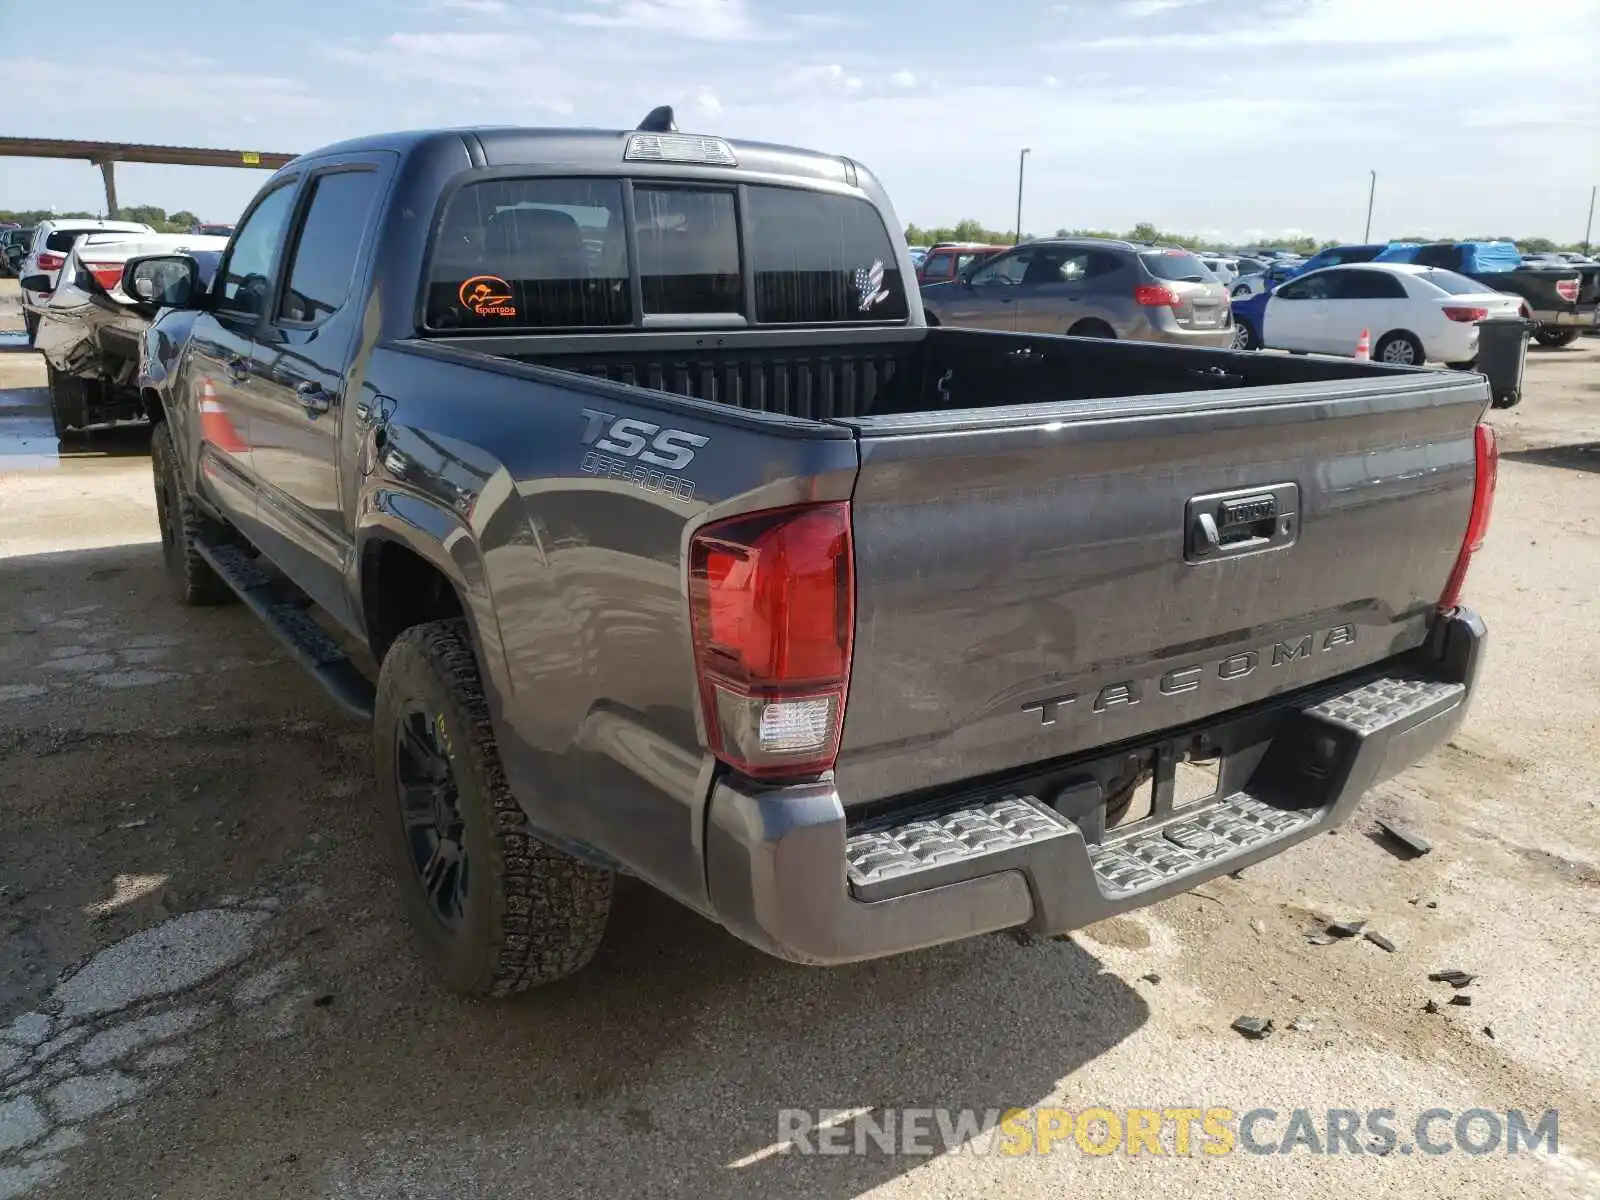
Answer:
[0,137,296,218]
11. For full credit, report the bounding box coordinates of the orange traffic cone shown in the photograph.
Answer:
[1354,328,1371,361]
[197,379,248,455]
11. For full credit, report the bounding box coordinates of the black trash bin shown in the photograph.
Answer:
[1473,316,1534,409]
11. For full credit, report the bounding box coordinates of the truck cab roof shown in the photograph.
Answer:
[281,123,868,191]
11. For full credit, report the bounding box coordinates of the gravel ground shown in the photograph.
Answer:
[1,278,1597,1199]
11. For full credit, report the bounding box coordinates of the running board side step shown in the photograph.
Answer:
[195,539,375,721]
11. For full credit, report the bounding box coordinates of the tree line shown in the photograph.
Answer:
[904,219,1591,255]
[0,205,207,233]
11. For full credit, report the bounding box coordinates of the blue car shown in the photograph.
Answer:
[1228,259,1303,298]
[1230,288,1271,349]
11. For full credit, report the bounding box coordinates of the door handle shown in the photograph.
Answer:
[225,357,249,383]
[296,380,332,416]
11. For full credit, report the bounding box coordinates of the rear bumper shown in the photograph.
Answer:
[705,608,1485,966]
[1137,312,1235,348]
[1529,306,1594,328]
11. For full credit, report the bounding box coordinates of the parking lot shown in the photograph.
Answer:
[1,274,1598,1198]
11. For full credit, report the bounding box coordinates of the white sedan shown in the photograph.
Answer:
[1260,262,1525,366]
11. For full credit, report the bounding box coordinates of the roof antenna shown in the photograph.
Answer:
[637,106,678,133]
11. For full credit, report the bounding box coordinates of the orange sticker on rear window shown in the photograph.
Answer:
[459,275,517,318]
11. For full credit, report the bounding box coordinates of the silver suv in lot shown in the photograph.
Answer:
[919,238,1234,347]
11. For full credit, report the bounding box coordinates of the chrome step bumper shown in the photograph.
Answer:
[705,609,1484,966]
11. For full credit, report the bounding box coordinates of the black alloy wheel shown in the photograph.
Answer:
[395,702,471,929]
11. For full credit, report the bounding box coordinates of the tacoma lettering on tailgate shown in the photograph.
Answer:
[1022,623,1358,726]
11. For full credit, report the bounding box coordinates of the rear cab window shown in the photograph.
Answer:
[1415,269,1488,296]
[424,177,907,331]
[1138,249,1211,283]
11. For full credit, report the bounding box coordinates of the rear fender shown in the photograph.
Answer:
[354,487,504,697]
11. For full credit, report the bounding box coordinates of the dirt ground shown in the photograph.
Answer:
[1,276,1597,1199]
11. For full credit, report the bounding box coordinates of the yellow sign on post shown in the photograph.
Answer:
[241,151,260,165]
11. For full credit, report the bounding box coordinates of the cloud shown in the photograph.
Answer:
[1081,0,1594,51]
[692,89,722,116]
[889,70,915,88]
[562,0,759,40]
[424,0,510,14]
[1116,0,1208,15]
[787,11,860,30]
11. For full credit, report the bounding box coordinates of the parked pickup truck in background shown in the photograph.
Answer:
[129,109,1496,995]
[1377,241,1593,347]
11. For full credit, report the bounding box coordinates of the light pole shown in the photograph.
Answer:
[1584,184,1596,254]
[1015,148,1031,245]
[1363,170,1376,242]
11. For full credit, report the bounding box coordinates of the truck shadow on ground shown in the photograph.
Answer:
[1500,441,1600,476]
[0,540,1150,1200]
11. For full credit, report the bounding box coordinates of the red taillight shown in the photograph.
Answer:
[1555,278,1579,303]
[1438,423,1497,611]
[1442,305,1489,323]
[1134,284,1180,307]
[1518,301,1531,319]
[688,501,853,779]
[36,251,64,271]
[84,263,123,292]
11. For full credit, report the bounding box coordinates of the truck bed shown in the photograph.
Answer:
[423,325,1398,423]
[405,324,1486,807]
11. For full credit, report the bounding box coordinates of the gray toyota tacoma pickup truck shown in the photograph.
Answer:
[128,109,1496,995]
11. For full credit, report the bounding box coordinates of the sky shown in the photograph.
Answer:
[4,0,1599,244]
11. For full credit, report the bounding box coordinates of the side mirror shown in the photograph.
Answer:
[122,254,202,309]
[20,274,50,293]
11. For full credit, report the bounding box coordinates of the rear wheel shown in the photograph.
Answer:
[1375,331,1424,366]
[1067,319,1116,339]
[375,620,614,995]
[1533,327,1580,349]
[23,310,39,346]
[151,422,233,606]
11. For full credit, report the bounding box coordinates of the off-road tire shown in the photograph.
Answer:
[23,310,39,346]
[375,619,614,995]
[151,422,233,606]
[1533,327,1580,349]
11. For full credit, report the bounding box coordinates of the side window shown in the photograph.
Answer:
[277,170,383,324]
[1413,246,1454,269]
[1336,269,1405,300]
[218,184,298,319]
[1275,277,1313,300]
[923,252,951,278]
[970,250,1029,286]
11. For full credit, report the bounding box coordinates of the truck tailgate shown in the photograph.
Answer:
[831,373,1487,804]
